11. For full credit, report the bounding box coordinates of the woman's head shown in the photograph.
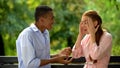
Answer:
[81,10,103,45]
[82,10,102,29]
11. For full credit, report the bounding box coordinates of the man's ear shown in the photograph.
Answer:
[39,17,44,22]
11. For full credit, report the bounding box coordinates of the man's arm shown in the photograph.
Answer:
[40,55,72,66]
[40,47,72,66]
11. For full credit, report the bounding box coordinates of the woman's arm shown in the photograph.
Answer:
[89,32,112,60]
[72,34,84,58]
[72,21,87,58]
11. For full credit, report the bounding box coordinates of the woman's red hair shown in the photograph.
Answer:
[83,10,103,46]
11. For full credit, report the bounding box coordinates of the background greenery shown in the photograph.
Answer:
[0,0,120,56]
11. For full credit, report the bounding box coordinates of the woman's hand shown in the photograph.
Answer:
[86,18,99,43]
[86,18,95,35]
[79,21,86,37]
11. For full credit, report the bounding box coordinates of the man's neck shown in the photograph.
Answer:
[35,22,45,33]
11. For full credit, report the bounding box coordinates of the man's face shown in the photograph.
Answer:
[42,11,54,30]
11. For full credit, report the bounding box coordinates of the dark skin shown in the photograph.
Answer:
[35,11,73,67]
[40,47,72,66]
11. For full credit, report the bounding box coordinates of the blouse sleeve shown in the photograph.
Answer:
[72,35,89,59]
[89,32,112,60]
[72,43,83,59]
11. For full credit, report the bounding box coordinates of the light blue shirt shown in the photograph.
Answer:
[16,24,51,68]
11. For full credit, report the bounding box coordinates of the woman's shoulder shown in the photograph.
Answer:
[103,31,112,39]
[104,31,112,36]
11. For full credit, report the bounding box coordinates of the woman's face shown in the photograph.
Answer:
[81,15,97,34]
[80,16,89,34]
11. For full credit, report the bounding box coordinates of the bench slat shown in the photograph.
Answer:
[0,56,120,68]
[0,64,120,68]
[0,56,18,63]
[1,56,120,63]
[109,56,120,62]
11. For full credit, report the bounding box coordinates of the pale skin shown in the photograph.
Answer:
[86,17,99,44]
[35,11,73,66]
[75,15,99,49]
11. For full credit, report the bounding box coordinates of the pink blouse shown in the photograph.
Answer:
[72,32,112,68]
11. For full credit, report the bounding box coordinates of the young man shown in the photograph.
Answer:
[16,5,72,68]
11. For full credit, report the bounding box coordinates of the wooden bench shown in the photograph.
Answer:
[0,56,120,68]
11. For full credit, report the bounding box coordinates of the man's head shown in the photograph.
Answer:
[35,5,54,30]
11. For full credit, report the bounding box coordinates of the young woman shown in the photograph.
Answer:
[72,10,112,68]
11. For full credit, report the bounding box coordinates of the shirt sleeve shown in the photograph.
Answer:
[20,33,40,68]
[89,32,112,60]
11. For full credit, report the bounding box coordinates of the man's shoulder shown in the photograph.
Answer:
[18,26,34,37]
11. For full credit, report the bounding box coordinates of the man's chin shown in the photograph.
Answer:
[47,27,52,30]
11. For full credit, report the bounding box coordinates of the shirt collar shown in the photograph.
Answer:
[30,23,48,34]
[30,23,39,32]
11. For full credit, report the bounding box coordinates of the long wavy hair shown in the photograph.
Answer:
[83,10,103,46]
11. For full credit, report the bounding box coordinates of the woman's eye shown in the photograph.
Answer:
[84,21,87,24]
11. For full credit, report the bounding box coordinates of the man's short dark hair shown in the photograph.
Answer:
[35,5,53,22]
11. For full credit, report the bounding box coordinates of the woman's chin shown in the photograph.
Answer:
[84,30,88,34]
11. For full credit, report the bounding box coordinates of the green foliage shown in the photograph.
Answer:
[0,0,120,55]
[0,0,33,55]
[49,0,85,51]
[112,45,120,56]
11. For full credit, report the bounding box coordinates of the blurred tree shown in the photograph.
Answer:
[0,0,33,55]
[0,34,4,55]
[0,0,120,55]
[45,0,85,50]
[0,0,86,55]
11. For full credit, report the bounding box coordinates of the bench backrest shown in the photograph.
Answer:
[0,56,120,68]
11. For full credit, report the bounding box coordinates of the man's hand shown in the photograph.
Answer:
[40,55,73,66]
[49,47,72,65]
[59,47,72,56]
[55,55,73,64]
